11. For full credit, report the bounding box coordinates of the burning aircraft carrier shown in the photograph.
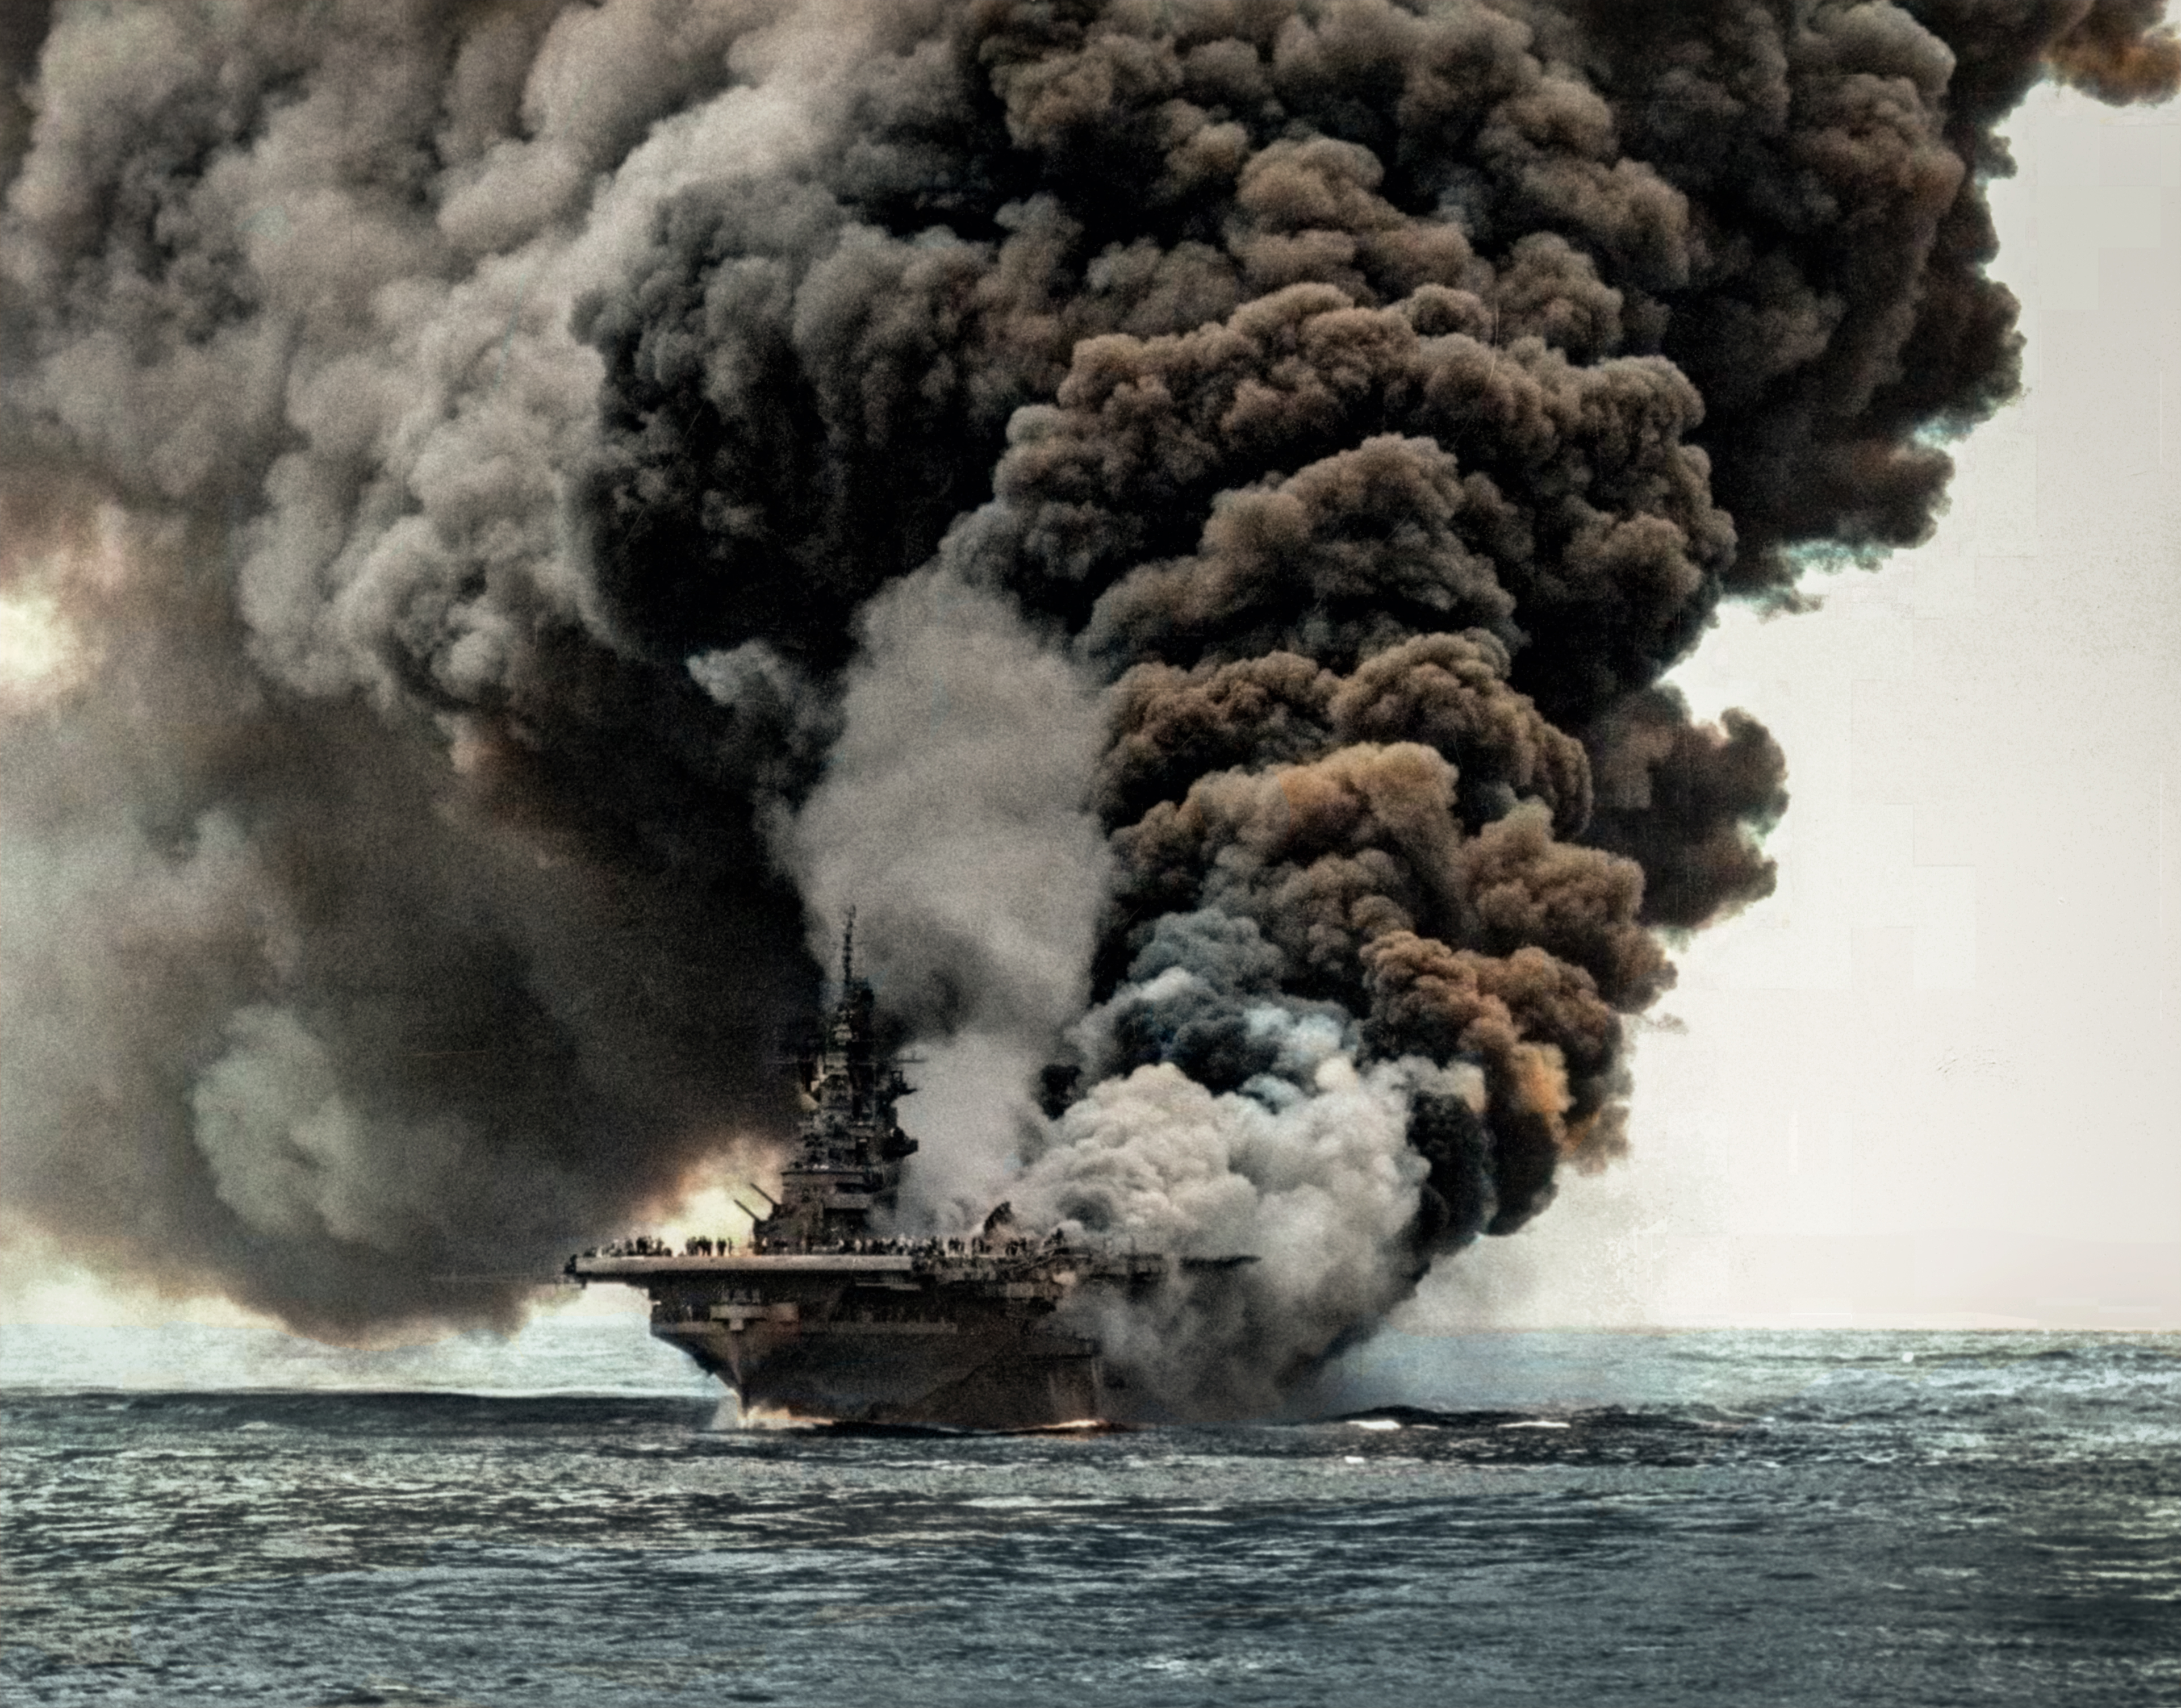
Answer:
[3,1,2177,1411]
[568,918,1244,1427]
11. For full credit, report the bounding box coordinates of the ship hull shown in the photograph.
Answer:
[567,1252,1136,1430]
[654,1318,1105,1430]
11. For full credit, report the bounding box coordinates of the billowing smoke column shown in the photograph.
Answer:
[1,3,2172,1389]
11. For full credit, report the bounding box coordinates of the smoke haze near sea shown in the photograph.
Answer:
[1,1,2174,1405]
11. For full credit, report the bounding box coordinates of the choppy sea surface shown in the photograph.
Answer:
[2,1319,2175,1707]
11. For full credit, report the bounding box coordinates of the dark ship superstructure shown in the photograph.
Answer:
[566,917,1226,1429]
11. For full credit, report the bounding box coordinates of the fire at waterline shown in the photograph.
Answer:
[1,1,2174,1416]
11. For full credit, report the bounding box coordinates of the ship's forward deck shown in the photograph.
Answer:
[570,1254,916,1276]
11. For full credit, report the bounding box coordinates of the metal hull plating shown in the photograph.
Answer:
[656,1318,1104,1430]
[573,1250,1152,1429]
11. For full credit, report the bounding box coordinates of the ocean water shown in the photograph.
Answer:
[2,1321,2175,1707]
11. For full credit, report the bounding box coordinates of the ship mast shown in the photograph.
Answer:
[753,911,917,1248]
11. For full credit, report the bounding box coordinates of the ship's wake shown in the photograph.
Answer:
[710,1397,824,1434]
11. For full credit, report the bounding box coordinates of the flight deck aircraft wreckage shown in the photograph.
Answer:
[567,920,1252,1429]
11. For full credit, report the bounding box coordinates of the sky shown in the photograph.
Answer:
[1,62,2175,1341]
[1405,77,2181,1333]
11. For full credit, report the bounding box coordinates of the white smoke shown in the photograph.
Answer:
[1011,999,1478,1409]
[783,561,1113,1226]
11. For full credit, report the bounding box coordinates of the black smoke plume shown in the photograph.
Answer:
[1,2,2171,1394]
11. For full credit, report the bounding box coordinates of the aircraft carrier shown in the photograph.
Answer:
[566,918,1239,1429]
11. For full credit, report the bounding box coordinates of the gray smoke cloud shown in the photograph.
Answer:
[783,562,1112,1226]
[1,1,2172,1393]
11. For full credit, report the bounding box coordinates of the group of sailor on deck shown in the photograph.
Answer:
[576,1230,1069,1262]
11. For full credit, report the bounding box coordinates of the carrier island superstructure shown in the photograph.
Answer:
[565,920,1242,1429]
